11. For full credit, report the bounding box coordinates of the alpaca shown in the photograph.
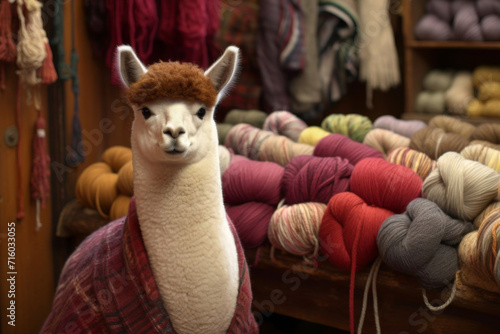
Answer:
[40,47,258,333]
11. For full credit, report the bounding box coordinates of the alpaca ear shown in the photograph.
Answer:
[205,46,240,102]
[117,45,147,88]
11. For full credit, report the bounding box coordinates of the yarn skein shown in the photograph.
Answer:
[117,160,133,196]
[422,152,500,221]
[474,202,500,230]
[410,127,469,160]
[314,134,384,165]
[110,195,131,220]
[282,155,353,205]
[373,115,426,138]
[458,208,500,292]
[471,124,500,144]
[387,147,437,180]
[350,158,422,214]
[362,128,410,157]
[473,66,500,87]
[263,110,308,142]
[428,115,475,140]
[461,144,500,173]
[268,202,327,263]
[378,198,473,289]
[225,123,314,166]
[445,71,474,115]
[298,126,331,146]
[321,113,373,142]
[101,146,133,172]
[224,109,268,128]
[226,202,276,249]
[222,157,284,205]
[320,192,394,272]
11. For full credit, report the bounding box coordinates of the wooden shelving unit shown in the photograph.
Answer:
[401,0,500,123]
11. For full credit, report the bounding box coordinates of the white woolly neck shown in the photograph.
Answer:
[132,141,239,334]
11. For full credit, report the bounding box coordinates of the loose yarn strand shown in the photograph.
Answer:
[357,257,382,334]
[422,281,457,312]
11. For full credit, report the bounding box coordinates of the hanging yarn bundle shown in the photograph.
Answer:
[471,123,500,144]
[461,144,500,173]
[423,152,500,221]
[0,0,16,89]
[297,126,330,146]
[319,192,394,334]
[372,115,426,138]
[16,0,46,87]
[30,112,50,231]
[224,123,313,166]
[313,134,384,165]
[362,128,410,158]
[445,71,474,115]
[458,208,500,293]
[428,115,475,140]
[268,202,327,263]
[224,109,269,128]
[281,155,353,205]
[262,110,308,142]
[378,198,473,289]
[387,147,437,180]
[410,127,469,160]
[321,113,372,142]
[350,158,422,214]
[358,0,400,108]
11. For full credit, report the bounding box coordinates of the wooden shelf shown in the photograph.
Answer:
[407,40,500,50]
[401,113,500,125]
[246,245,500,333]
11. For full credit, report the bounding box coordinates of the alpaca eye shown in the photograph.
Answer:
[196,107,206,120]
[140,107,153,120]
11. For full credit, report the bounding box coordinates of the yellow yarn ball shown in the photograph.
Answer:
[478,82,500,102]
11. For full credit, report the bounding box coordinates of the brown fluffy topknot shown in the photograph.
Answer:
[125,61,218,108]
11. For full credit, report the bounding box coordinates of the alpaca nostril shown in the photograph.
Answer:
[163,128,186,138]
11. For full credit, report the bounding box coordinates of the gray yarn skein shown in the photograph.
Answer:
[377,198,473,289]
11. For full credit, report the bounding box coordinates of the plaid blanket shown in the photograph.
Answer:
[40,198,257,333]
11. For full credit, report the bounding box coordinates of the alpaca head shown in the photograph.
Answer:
[117,45,239,165]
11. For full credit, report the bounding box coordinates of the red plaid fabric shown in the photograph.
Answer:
[40,198,258,333]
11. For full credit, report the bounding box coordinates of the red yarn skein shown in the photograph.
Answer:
[320,192,394,271]
[350,158,422,213]
[226,202,275,249]
[282,155,353,205]
[314,134,384,165]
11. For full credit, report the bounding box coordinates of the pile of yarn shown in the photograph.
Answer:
[414,0,500,41]
[75,146,133,220]
[468,66,500,118]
